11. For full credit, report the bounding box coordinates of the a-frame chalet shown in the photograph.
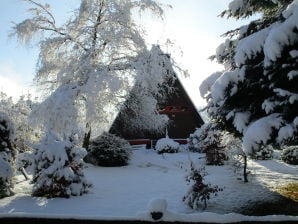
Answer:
[109,75,204,146]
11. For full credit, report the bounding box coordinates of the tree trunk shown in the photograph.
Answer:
[243,154,248,182]
[82,123,91,151]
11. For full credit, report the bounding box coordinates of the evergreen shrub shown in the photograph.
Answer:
[252,145,274,160]
[88,132,132,167]
[155,137,180,154]
[281,146,298,165]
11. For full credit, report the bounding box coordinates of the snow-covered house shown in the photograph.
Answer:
[109,75,204,146]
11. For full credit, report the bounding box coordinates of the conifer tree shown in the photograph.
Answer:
[201,0,298,157]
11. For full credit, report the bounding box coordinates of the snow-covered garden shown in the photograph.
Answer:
[1,0,298,223]
[0,146,297,223]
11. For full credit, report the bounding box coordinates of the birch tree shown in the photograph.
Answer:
[12,0,170,138]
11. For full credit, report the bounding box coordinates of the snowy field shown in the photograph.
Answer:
[0,147,297,223]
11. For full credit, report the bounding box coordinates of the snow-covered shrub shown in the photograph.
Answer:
[188,123,217,153]
[155,137,180,154]
[205,144,227,166]
[223,133,249,182]
[183,162,223,210]
[87,132,132,167]
[32,133,91,198]
[281,146,298,165]
[192,123,227,165]
[251,145,274,160]
[0,112,16,198]
[187,128,205,152]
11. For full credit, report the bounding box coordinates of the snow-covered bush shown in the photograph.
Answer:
[205,144,227,166]
[281,146,298,165]
[32,133,91,198]
[155,137,180,154]
[252,145,274,160]
[190,123,227,165]
[87,132,132,167]
[0,112,16,198]
[183,162,223,210]
[187,127,206,152]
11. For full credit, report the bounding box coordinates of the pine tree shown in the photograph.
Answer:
[201,0,298,157]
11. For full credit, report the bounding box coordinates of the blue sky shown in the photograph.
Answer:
[0,0,249,106]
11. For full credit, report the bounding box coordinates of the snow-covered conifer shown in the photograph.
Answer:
[87,132,132,167]
[32,132,91,198]
[281,146,298,164]
[188,123,227,165]
[0,112,16,198]
[183,162,223,210]
[201,0,298,156]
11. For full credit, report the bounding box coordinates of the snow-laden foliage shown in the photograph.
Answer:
[155,137,180,154]
[188,123,219,153]
[0,112,16,198]
[87,132,132,167]
[32,132,91,198]
[183,162,223,210]
[201,0,298,156]
[12,0,177,138]
[281,145,298,164]
[111,45,179,136]
[188,123,227,165]
[0,92,37,152]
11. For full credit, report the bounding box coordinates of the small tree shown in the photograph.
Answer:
[183,162,223,210]
[0,112,17,198]
[223,133,248,182]
[189,123,227,165]
[32,132,91,198]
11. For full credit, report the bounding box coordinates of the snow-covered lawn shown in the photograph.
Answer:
[0,148,297,223]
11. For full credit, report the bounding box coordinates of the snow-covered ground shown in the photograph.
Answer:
[0,147,297,223]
